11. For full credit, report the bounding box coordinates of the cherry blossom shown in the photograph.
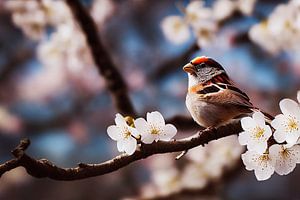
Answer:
[213,0,235,21]
[271,99,300,145]
[181,163,208,189]
[269,144,300,175]
[91,0,116,27]
[160,16,190,45]
[151,168,181,195]
[241,150,275,181]
[237,0,257,16]
[134,111,177,144]
[249,0,300,54]
[107,114,139,155]
[238,112,272,153]
[161,0,257,48]
[5,0,71,40]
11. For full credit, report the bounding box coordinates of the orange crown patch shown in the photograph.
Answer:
[191,56,209,65]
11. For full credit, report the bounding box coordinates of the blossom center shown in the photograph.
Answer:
[281,148,291,159]
[253,126,265,139]
[151,128,160,135]
[286,117,299,132]
[123,128,132,139]
[258,154,270,167]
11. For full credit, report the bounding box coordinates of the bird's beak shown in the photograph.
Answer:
[183,63,196,74]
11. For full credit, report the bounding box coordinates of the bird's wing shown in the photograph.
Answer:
[196,76,253,109]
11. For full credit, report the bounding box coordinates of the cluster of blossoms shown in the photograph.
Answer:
[239,92,300,181]
[5,0,115,101]
[249,0,300,54]
[5,0,70,40]
[161,0,256,47]
[140,136,243,198]
[107,111,177,155]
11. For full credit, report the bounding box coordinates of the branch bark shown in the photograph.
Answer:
[0,122,242,181]
[66,0,136,117]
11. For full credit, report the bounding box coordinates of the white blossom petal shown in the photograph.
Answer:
[135,117,151,139]
[160,124,177,141]
[117,139,125,152]
[128,126,139,138]
[147,111,165,127]
[271,114,286,130]
[123,137,137,155]
[238,131,249,145]
[247,140,268,154]
[142,134,156,144]
[269,144,299,175]
[241,117,256,131]
[263,125,273,139]
[285,131,300,145]
[107,125,121,141]
[254,163,274,181]
[297,91,300,104]
[115,113,127,127]
[252,112,266,127]
[292,145,300,163]
[273,130,286,143]
[241,151,256,171]
[279,99,300,117]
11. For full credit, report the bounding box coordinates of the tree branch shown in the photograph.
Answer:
[0,122,242,181]
[166,115,199,131]
[65,0,136,117]
[150,43,199,81]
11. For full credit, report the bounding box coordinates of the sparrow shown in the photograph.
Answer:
[183,56,272,128]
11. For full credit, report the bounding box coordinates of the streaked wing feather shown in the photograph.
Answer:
[197,83,253,108]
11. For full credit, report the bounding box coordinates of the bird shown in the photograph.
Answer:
[183,56,272,128]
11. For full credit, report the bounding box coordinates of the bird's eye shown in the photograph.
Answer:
[200,63,206,68]
[195,63,206,71]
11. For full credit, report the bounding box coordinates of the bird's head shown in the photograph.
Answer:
[183,56,227,86]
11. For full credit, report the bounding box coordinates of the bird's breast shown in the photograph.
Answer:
[185,93,237,127]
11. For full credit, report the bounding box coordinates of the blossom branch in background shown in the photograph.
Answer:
[0,122,242,180]
[139,160,244,200]
[66,0,136,117]
[150,43,199,81]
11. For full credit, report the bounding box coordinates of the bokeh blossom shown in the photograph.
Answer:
[5,0,71,40]
[249,0,300,54]
[161,16,190,45]
[161,0,257,47]
[141,136,243,198]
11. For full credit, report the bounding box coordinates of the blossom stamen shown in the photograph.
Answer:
[253,126,265,139]
[285,116,299,132]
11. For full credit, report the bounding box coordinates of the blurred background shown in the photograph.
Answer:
[0,0,300,199]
